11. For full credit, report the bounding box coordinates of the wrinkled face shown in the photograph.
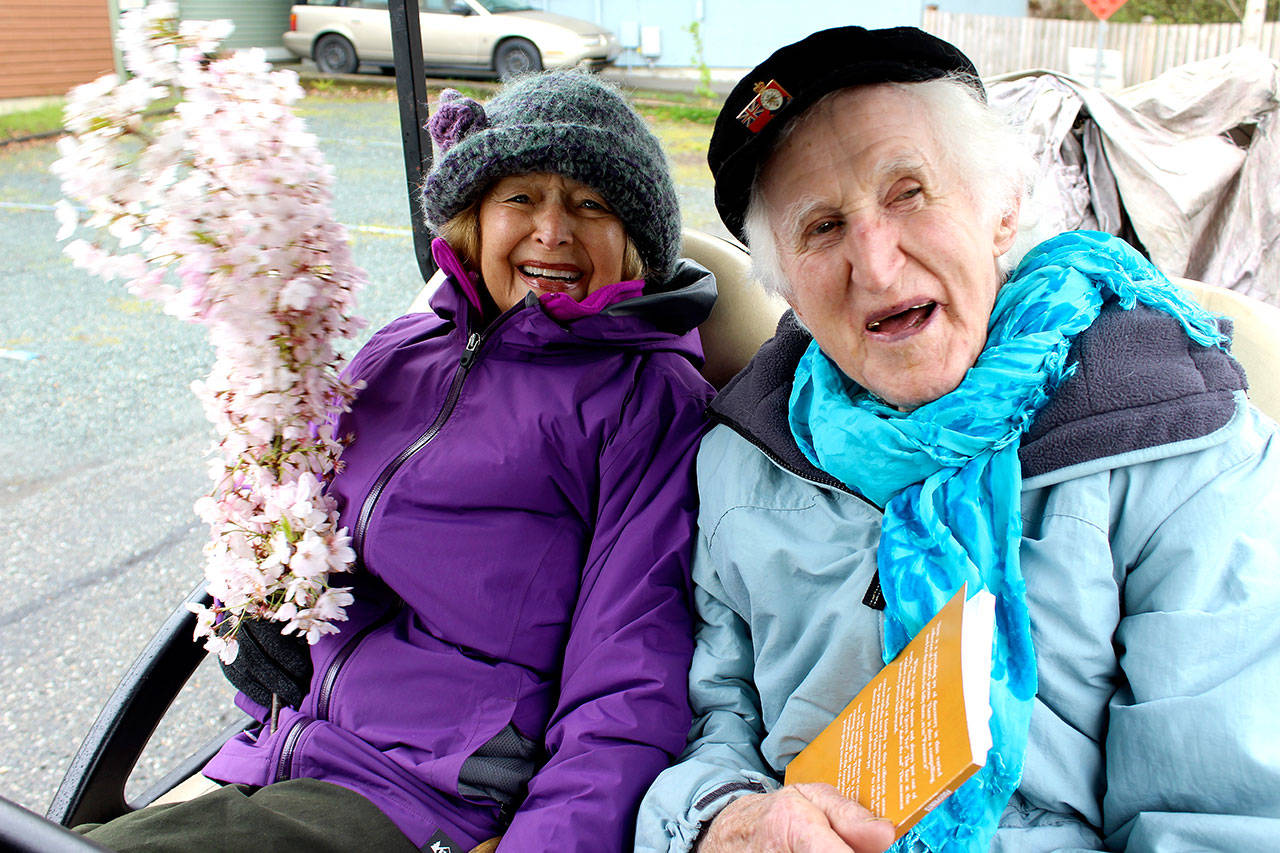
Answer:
[759,86,1018,410]
[477,172,627,312]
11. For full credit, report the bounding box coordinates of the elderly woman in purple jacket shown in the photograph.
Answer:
[82,71,714,853]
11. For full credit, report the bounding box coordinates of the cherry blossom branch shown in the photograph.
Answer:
[52,1,367,664]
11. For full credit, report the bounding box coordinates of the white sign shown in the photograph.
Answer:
[1067,46,1124,91]
[640,25,662,59]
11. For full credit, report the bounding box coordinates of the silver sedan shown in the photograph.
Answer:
[284,0,621,79]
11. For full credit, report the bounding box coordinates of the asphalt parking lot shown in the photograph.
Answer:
[0,83,720,817]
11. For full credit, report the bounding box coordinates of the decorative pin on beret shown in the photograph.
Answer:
[736,79,792,133]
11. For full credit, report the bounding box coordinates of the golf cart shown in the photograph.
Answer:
[0,2,781,849]
[3,2,1280,850]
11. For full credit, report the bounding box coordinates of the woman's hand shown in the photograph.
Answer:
[217,618,312,711]
[698,784,895,853]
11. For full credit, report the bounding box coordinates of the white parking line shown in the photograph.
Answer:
[313,137,402,148]
[0,201,56,212]
[351,224,412,236]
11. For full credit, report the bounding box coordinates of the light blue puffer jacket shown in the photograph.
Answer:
[637,305,1280,853]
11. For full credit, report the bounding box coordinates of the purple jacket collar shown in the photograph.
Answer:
[428,237,715,363]
[431,238,648,323]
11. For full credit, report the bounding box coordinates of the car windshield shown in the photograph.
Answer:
[472,0,535,11]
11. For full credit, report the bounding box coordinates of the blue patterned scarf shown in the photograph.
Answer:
[788,231,1225,851]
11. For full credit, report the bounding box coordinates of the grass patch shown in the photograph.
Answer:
[436,84,494,102]
[0,95,184,145]
[627,88,717,106]
[636,102,719,126]
[296,74,710,121]
[300,79,495,107]
[0,100,66,141]
[649,116,713,157]
[302,79,398,101]
[0,76,715,148]
[0,75,711,142]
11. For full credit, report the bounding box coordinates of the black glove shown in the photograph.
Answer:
[217,618,313,710]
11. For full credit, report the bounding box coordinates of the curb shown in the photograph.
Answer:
[2,105,177,150]
[0,128,64,148]
[294,66,723,107]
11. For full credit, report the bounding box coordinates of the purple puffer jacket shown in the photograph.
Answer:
[204,248,716,851]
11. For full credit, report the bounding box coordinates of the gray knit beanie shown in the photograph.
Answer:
[423,70,681,283]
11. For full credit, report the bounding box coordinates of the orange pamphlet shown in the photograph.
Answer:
[784,584,995,838]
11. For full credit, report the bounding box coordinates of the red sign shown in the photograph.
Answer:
[1081,0,1128,20]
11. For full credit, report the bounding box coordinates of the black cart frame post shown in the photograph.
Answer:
[389,0,438,283]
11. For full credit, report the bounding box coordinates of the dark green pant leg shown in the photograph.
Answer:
[79,779,419,853]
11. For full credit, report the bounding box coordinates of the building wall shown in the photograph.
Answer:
[539,0,1026,69]
[179,0,294,59]
[0,0,114,99]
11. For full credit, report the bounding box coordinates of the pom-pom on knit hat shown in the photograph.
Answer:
[423,70,681,284]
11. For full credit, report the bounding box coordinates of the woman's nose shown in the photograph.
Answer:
[846,219,904,293]
[532,201,572,246]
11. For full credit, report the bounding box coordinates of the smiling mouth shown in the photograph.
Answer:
[866,301,937,335]
[518,264,583,289]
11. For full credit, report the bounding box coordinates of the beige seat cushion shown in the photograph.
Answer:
[678,229,786,389]
[146,773,222,807]
[1177,278,1280,422]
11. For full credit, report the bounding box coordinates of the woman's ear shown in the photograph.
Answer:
[993,196,1021,257]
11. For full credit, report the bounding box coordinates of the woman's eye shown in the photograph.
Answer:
[503,193,531,204]
[811,219,840,236]
[893,186,923,203]
[579,198,610,212]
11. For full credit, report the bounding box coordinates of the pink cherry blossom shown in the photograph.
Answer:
[54,1,367,664]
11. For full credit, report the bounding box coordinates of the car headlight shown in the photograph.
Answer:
[579,33,605,47]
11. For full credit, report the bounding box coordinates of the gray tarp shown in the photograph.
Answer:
[988,48,1280,306]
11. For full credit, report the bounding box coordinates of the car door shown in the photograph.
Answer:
[420,0,487,67]
[342,0,394,63]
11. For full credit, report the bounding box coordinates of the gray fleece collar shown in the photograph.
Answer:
[709,303,1246,500]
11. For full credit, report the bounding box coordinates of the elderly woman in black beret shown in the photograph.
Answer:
[637,26,1280,853]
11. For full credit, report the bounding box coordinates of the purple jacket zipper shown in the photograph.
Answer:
[315,600,404,719]
[352,331,481,556]
[273,719,305,783]
[273,601,406,782]
[274,326,490,784]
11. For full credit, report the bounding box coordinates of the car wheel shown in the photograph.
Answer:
[314,34,359,75]
[494,38,542,80]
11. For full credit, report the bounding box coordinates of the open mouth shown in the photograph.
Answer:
[518,264,583,292]
[866,301,937,335]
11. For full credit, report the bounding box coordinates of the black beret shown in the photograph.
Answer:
[708,26,983,244]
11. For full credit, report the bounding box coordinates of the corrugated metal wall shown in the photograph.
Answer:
[541,0,1027,69]
[179,0,293,58]
[0,0,114,99]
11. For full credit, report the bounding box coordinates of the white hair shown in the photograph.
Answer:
[743,75,1034,299]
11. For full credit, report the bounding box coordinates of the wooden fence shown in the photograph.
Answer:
[921,8,1280,87]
